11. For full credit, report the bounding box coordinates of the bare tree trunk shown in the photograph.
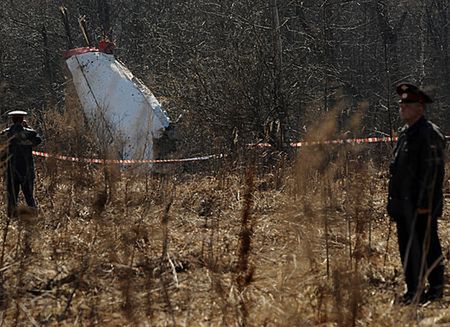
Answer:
[97,0,112,39]
[270,0,287,151]
[435,0,450,126]
[418,1,427,84]
[41,24,57,106]
[322,3,329,113]
[376,1,407,84]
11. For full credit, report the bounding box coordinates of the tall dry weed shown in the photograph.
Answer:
[289,100,374,325]
[234,168,256,326]
[157,181,177,326]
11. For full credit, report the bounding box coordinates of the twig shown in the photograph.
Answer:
[59,258,89,321]
[383,219,392,271]
[167,253,179,288]
[0,218,11,270]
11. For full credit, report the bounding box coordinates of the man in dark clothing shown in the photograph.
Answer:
[387,83,446,305]
[1,111,42,218]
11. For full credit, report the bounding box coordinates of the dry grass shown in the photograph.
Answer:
[0,159,448,326]
[0,107,449,326]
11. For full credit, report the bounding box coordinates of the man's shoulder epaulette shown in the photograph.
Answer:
[426,121,445,142]
[398,125,408,135]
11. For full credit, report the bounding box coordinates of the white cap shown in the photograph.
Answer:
[7,110,28,116]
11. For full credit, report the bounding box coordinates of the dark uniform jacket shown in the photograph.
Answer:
[1,123,42,182]
[388,116,446,219]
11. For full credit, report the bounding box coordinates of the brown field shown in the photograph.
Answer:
[0,141,449,326]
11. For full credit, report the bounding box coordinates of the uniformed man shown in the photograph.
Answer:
[1,111,42,218]
[387,83,446,304]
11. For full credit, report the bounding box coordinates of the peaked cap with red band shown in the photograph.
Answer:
[396,83,433,104]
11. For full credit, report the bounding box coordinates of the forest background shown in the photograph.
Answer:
[1,0,450,151]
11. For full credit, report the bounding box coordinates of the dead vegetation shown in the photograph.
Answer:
[0,108,449,326]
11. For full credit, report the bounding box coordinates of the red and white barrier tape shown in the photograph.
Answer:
[32,135,450,164]
[32,151,224,164]
[254,135,450,148]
